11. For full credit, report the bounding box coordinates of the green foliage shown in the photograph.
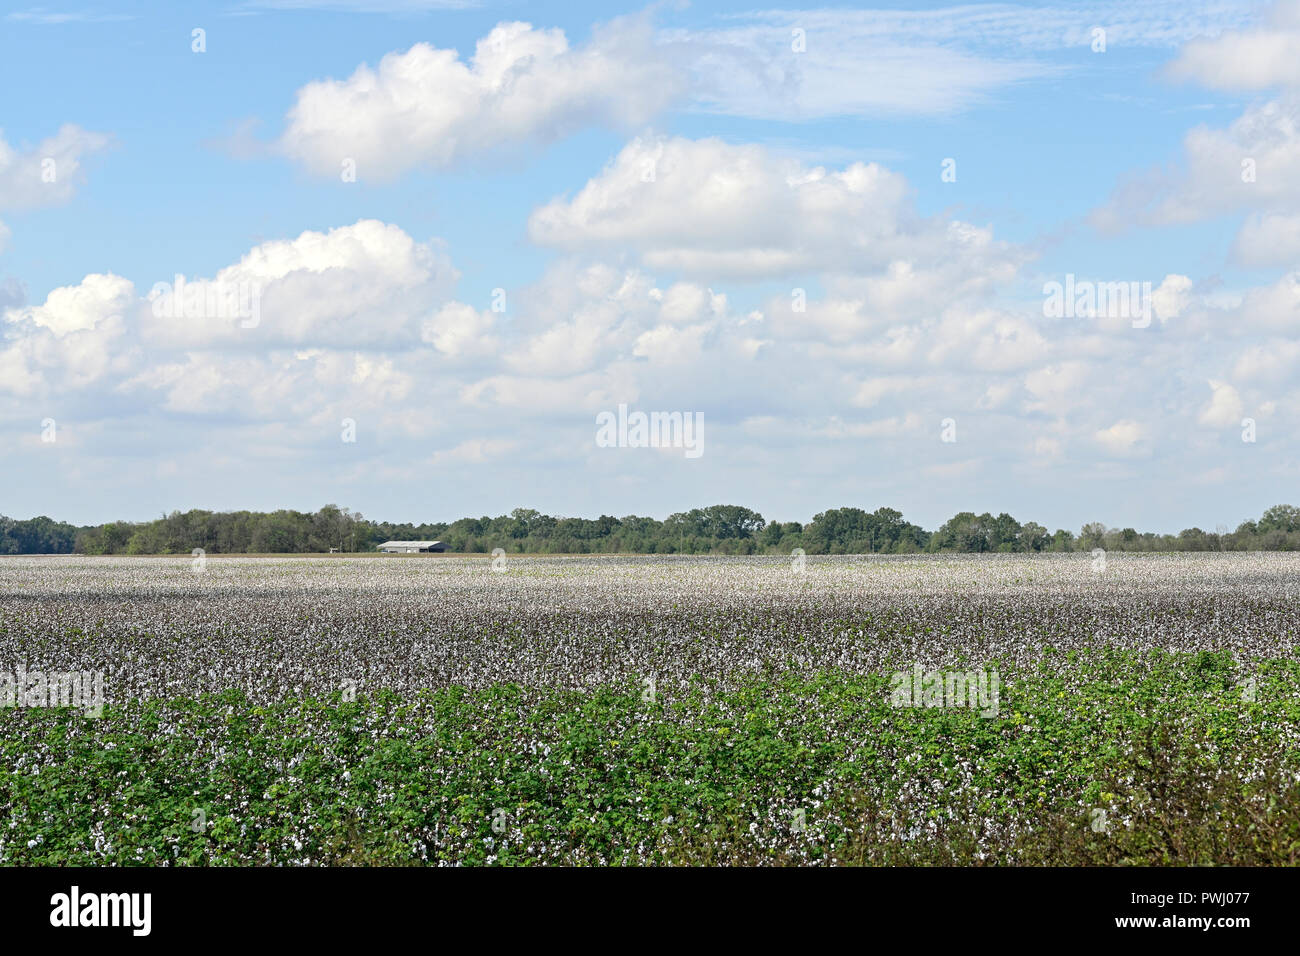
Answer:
[801,507,929,554]
[3,502,1300,555]
[3,649,1297,865]
[0,515,78,554]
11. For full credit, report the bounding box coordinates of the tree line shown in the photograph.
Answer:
[3,503,1300,555]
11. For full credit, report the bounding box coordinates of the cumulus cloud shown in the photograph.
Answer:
[852,376,924,409]
[1092,99,1300,231]
[277,15,682,179]
[12,4,1300,523]
[1095,4,1300,238]
[1025,362,1092,417]
[1198,379,1245,427]
[1231,340,1300,381]
[139,219,458,348]
[0,343,40,395]
[1152,274,1194,322]
[0,124,111,246]
[1231,212,1300,266]
[1226,270,1300,333]
[632,321,709,366]
[0,274,134,395]
[421,303,501,360]
[2,200,1291,517]
[428,438,518,467]
[0,124,111,209]
[269,1,1259,184]
[0,226,761,439]
[122,349,416,419]
[0,221,462,410]
[495,264,733,377]
[529,136,1023,283]
[1095,419,1147,455]
[1166,0,1300,90]
[5,272,133,337]
[1080,2,1300,470]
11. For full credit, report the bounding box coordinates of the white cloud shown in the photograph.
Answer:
[0,221,461,409]
[632,323,708,366]
[653,282,725,324]
[530,136,898,274]
[1231,340,1300,381]
[0,274,134,395]
[530,136,1022,283]
[1166,1,1300,90]
[1228,270,1300,332]
[421,303,500,359]
[14,4,1300,525]
[682,26,1053,120]
[278,16,682,179]
[0,343,40,395]
[1025,362,1092,416]
[1152,274,1194,322]
[926,308,1049,371]
[460,371,628,416]
[271,1,1261,182]
[268,3,1262,186]
[1170,31,1300,90]
[1092,99,1300,230]
[3,200,1293,520]
[677,2,1256,120]
[0,124,111,210]
[852,376,935,410]
[1231,212,1300,266]
[429,438,518,467]
[1033,436,1064,461]
[978,382,1017,411]
[1198,379,1245,427]
[5,272,133,336]
[503,312,619,377]
[1094,4,1300,238]
[140,219,458,348]
[1095,419,1147,455]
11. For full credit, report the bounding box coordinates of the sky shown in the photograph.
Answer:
[0,0,1296,532]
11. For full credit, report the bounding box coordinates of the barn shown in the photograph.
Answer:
[376,540,447,553]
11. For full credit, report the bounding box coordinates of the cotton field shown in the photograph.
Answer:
[2,553,1298,865]
[2,552,1296,703]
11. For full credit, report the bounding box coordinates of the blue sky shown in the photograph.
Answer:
[1,0,1296,532]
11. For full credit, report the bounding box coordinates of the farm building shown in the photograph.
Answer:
[376,540,447,554]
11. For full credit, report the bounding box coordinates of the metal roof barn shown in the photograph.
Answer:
[376,541,446,553]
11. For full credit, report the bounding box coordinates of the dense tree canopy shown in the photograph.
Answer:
[1,504,1297,555]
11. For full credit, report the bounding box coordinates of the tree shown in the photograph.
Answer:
[988,513,1022,552]
[1258,505,1300,533]
[27,500,1300,556]
[932,512,990,552]
[1018,522,1049,552]
[1079,522,1107,550]
[1050,529,1075,552]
